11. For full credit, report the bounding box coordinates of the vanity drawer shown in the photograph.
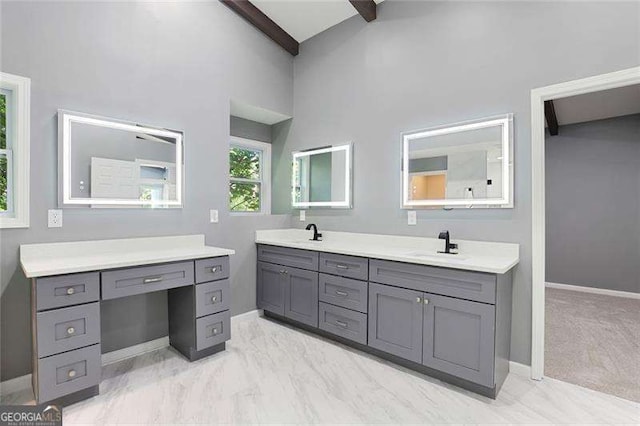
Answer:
[319,253,368,281]
[318,302,367,345]
[36,302,101,358]
[195,257,230,284]
[36,343,101,403]
[35,272,100,311]
[196,310,230,351]
[369,259,496,304]
[257,245,319,271]
[101,261,195,300]
[195,279,230,318]
[319,273,368,313]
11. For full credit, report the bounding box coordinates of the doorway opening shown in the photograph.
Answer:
[530,67,640,400]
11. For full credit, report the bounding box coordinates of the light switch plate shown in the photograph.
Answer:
[48,209,63,228]
[299,210,306,221]
[210,209,219,223]
[407,210,417,226]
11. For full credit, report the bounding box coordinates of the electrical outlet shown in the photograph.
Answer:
[299,210,306,221]
[210,209,219,223]
[407,210,417,226]
[48,209,63,228]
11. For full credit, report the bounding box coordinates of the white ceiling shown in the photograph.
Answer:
[252,0,385,42]
[553,84,640,126]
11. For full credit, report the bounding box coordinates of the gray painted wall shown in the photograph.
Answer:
[273,0,639,365]
[0,1,292,381]
[230,116,272,143]
[546,114,640,293]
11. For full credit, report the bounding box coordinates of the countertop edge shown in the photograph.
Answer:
[255,240,519,274]
[21,248,235,278]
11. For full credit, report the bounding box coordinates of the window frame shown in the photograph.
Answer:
[229,136,271,215]
[0,72,30,228]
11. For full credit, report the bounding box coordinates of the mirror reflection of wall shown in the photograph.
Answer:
[403,115,513,209]
[292,143,352,208]
[60,111,183,208]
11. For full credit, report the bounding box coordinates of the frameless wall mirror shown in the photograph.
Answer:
[292,143,352,209]
[58,110,184,208]
[402,114,513,209]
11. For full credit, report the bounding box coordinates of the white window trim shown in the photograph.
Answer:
[0,72,30,228]
[229,136,271,215]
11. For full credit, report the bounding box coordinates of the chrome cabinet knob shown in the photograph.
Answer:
[66,287,75,295]
[416,296,422,303]
[423,299,429,305]
[211,296,218,303]
[212,328,219,335]
[68,369,76,378]
[67,327,75,335]
[210,266,218,273]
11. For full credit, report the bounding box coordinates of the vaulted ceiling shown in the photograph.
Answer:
[221,0,384,55]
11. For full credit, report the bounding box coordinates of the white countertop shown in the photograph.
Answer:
[20,235,235,278]
[256,229,519,274]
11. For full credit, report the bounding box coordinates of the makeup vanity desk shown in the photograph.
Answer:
[20,235,234,405]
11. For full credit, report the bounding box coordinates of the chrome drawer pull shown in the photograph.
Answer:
[211,327,219,336]
[335,264,349,270]
[143,276,163,284]
[335,290,348,297]
[66,287,75,295]
[335,320,348,328]
[66,326,75,335]
[210,266,219,273]
[211,296,218,303]
[68,369,77,379]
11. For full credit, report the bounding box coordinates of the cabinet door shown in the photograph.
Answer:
[368,282,423,363]
[257,262,285,315]
[284,267,319,327]
[422,293,495,387]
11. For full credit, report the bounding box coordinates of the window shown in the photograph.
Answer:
[0,72,30,228]
[229,137,271,214]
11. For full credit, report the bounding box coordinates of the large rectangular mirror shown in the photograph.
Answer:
[292,143,352,208]
[402,114,513,208]
[58,111,184,208]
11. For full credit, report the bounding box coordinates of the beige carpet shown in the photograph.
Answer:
[545,287,640,402]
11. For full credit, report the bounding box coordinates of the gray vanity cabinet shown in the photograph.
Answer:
[257,261,286,315]
[422,294,495,387]
[367,282,424,363]
[257,260,318,327]
[283,267,318,327]
[257,243,513,398]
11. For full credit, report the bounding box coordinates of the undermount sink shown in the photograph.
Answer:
[405,251,469,261]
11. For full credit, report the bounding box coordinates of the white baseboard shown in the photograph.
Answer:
[231,309,261,322]
[102,336,170,366]
[509,361,532,377]
[0,373,32,397]
[546,282,640,300]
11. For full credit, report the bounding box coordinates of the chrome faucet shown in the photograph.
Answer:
[438,231,458,254]
[306,223,322,241]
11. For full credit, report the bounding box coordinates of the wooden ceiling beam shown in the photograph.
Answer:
[220,0,299,56]
[349,0,377,22]
[544,100,559,136]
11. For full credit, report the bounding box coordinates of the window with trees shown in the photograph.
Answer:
[229,137,271,214]
[0,72,30,228]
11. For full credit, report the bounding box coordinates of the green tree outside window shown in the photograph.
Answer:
[229,147,262,212]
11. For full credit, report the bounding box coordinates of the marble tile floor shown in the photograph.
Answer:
[3,312,639,424]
